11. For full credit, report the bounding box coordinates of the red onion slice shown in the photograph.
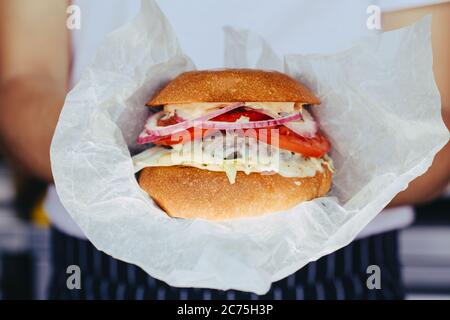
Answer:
[196,113,301,130]
[136,103,319,145]
[137,131,162,144]
[284,109,318,138]
[249,107,318,138]
[143,102,244,137]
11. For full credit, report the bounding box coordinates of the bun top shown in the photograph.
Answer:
[146,69,320,106]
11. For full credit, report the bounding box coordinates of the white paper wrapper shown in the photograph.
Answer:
[51,0,449,294]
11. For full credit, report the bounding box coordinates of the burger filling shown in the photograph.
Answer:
[133,102,333,184]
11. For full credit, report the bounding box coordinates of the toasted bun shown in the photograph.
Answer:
[147,69,320,106]
[139,165,332,220]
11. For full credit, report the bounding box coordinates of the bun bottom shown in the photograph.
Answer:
[139,165,332,220]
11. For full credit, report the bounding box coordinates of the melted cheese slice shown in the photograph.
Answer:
[132,135,333,184]
[163,102,302,120]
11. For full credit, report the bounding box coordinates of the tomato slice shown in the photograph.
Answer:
[211,108,272,122]
[266,126,330,158]
[153,108,272,146]
[152,127,203,146]
[152,108,330,157]
[153,126,330,157]
[157,114,185,127]
[157,107,271,126]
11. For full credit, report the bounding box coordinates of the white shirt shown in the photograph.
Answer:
[47,0,427,239]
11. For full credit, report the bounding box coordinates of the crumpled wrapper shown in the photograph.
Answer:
[51,0,449,294]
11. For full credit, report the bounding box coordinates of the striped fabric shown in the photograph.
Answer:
[48,228,404,300]
[0,253,2,300]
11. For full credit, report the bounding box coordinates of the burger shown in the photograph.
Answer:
[133,69,334,220]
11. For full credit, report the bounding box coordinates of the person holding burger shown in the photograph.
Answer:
[0,0,449,300]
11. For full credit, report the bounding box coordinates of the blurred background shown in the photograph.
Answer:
[0,0,449,300]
